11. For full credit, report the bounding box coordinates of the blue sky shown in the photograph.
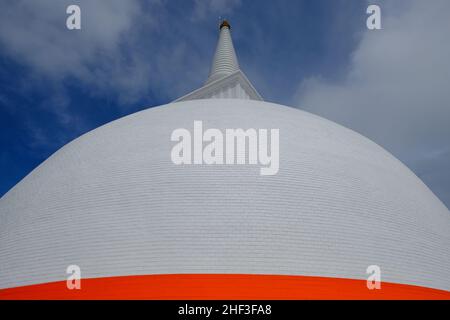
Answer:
[0,0,449,208]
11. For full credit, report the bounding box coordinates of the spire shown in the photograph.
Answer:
[205,20,240,84]
[174,20,262,102]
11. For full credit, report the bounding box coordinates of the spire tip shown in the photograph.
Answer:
[220,20,231,30]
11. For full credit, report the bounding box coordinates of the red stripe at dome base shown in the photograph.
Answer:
[0,274,449,300]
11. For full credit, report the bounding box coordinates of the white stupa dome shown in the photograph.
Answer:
[0,20,449,299]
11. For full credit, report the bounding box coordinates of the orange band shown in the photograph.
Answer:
[1,274,449,300]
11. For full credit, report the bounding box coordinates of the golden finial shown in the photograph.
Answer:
[220,20,231,30]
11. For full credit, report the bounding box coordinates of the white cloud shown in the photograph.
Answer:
[0,0,168,104]
[294,0,450,208]
[0,0,245,150]
[0,0,243,105]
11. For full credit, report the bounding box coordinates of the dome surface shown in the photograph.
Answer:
[0,99,449,293]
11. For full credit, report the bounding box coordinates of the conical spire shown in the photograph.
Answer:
[174,20,262,102]
[205,20,240,84]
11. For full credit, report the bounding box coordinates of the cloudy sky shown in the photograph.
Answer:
[0,0,449,209]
